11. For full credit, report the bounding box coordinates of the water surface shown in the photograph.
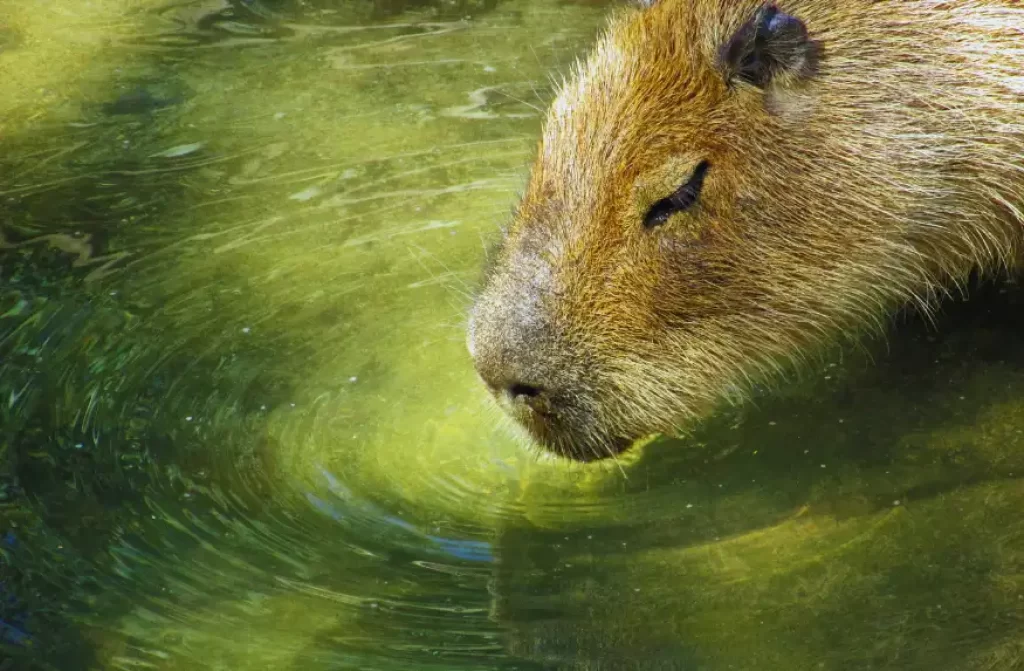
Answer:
[2,2,1024,669]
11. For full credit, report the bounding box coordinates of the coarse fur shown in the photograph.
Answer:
[469,0,1024,461]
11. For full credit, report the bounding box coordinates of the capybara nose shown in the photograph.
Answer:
[467,289,562,415]
[508,382,543,401]
[505,382,551,414]
[474,358,552,414]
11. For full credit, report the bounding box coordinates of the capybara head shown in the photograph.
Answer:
[468,0,1024,461]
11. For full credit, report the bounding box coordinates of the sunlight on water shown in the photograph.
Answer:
[3,1,1024,670]
[0,1,619,668]
[0,0,166,134]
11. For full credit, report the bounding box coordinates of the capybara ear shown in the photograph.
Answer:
[717,3,820,88]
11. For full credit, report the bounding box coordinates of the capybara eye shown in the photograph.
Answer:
[643,160,710,229]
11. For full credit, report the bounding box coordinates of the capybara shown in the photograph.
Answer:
[468,0,1024,461]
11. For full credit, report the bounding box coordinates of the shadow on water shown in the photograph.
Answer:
[0,87,318,671]
[493,275,1024,670]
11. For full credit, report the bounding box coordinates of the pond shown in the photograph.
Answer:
[2,1,1024,669]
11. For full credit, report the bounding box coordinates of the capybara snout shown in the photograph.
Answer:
[471,0,1024,460]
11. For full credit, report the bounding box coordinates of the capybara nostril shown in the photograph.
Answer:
[508,382,555,417]
[508,383,542,401]
[472,356,548,408]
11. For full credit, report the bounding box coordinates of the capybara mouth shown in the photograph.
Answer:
[535,432,638,463]
[557,435,638,463]
[515,408,638,462]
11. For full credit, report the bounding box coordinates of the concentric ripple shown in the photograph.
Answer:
[4,2,1024,670]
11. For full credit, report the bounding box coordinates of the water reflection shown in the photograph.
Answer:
[495,281,1024,669]
[2,0,1024,669]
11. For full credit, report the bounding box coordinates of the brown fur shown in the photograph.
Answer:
[469,0,1024,461]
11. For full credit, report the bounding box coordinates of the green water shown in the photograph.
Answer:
[2,1,1024,669]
